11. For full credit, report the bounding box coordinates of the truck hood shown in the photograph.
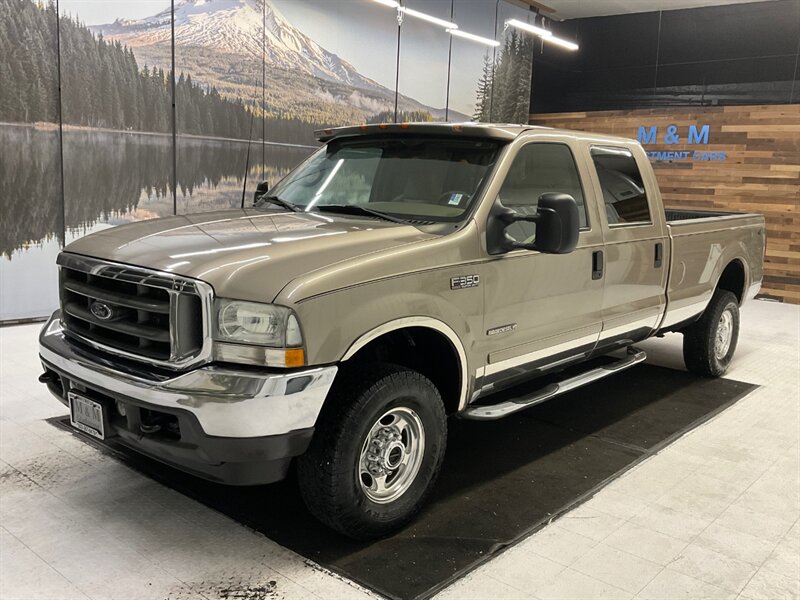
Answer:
[64,209,436,302]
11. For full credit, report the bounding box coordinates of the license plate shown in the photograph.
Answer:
[68,392,105,440]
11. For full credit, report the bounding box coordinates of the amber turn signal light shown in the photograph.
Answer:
[284,348,305,368]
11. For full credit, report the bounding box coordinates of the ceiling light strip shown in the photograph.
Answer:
[399,6,458,29]
[447,28,500,47]
[505,18,579,51]
[541,35,579,51]
[505,18,552,38]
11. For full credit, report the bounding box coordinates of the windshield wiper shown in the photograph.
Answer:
[314,204,407,224]
[257,195,302,212]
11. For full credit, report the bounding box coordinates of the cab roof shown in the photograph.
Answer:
[314,122,637,145]
[315,122,536,142]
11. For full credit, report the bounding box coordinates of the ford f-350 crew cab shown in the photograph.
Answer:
[39,123,765,539]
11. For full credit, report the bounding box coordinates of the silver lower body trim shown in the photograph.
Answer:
[659,299,709,329]
[39,315,336,438]
[746,280,762,302]
[484,332,600,377]
[598,314,660,341]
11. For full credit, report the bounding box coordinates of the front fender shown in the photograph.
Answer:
[293,273,483,409]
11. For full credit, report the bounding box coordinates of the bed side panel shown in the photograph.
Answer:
[661,214,765,329]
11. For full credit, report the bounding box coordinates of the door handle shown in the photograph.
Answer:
[592,250,604,280]
[654,242,663,268]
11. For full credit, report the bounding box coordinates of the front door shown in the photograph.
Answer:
[480,141,605,393]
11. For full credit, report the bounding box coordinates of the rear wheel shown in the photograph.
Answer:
[297,364,447,540]
[682,290,740,377]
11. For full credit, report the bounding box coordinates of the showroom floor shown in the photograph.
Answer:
[1,299,798,600]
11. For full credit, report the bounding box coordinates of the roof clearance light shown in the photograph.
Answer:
[505,18,552,38]
[369,0,399,7]
[399,6,458,30]
[447,29,500,47]
[542,35,579,51]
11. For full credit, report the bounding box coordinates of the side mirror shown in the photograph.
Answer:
[487,193,580,255]
[253,180,270,206]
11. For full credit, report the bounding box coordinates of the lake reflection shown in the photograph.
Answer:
[0,125,314,321]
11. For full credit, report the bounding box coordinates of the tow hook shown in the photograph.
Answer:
[139,422,162,434]
[38,371,58,384]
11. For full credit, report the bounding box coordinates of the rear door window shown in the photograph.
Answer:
[590,146,652,226]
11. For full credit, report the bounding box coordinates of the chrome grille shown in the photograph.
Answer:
[57,254,212,368]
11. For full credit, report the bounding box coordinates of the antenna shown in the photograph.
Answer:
[240,100,257,209]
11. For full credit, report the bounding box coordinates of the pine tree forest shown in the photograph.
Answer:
[0,0,325,144]
[473,29,534,124]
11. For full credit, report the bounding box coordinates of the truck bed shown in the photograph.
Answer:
[665,208,737,222]
[660,209,765,331]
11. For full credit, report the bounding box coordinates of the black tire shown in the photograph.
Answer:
[682,290,740,377]
[296,363,447,540]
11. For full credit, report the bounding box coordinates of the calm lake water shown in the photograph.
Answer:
[0,125,314,321]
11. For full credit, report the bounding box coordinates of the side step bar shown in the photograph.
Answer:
[463,348,647,421]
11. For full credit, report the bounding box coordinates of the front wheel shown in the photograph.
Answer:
[682,290,740,377]
[297,364,447,539]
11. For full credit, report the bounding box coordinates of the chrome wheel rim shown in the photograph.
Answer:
[715,309,734,359]
[357,406,425,504]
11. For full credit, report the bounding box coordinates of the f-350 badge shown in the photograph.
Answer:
[450,275,480,290]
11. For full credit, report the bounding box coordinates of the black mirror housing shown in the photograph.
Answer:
[487,193,580,255]
[533,193,580,254]
[253,180,270,206]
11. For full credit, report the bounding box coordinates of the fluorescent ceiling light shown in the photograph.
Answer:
[505,18,552,38]
[399,6,458,29]
[505,17,579,51]
[369,0,399,7]
[447,29,500,47]
[542,35,579,51]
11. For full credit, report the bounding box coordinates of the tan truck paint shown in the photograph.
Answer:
[59,123,766,413]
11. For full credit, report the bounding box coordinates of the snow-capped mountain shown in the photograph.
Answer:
[93,0,467,125]
[95,0,383,96]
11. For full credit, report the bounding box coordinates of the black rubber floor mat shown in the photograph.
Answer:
[49,365,756,600]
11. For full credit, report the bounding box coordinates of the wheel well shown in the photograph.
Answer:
[341,327,462,415]
[717,260,745,304]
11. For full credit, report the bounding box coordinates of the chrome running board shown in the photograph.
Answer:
[463,348,647,421]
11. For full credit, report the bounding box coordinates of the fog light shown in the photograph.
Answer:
[116,401,127,417]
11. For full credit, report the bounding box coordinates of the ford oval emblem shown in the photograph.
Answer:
[90,301,113,321]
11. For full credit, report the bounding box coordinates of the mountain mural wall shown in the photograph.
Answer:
[91,0,465,128]
[0,0,534,321]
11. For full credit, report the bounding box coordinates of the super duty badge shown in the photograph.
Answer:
[451,274,480,290]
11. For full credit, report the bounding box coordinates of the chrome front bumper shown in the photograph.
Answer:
[39,314,337,438]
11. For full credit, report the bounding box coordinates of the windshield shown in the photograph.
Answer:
[260,136,503,222]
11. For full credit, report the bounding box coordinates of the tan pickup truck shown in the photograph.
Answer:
[39,123,765,539]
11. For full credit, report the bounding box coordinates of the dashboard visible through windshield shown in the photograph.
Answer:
[259,136,504,223]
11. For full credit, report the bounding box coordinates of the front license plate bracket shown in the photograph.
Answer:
[68,391,105,440]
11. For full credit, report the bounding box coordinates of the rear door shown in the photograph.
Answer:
[587,144,669,349]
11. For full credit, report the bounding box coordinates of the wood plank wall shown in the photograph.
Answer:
[530,104,800,304]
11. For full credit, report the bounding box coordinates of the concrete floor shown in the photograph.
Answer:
[1,299,798,600]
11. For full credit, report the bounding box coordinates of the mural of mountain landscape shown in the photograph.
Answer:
[0,0,534,321]
[93,0,464,128]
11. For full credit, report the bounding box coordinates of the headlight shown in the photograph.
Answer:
[214,299,303,347]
